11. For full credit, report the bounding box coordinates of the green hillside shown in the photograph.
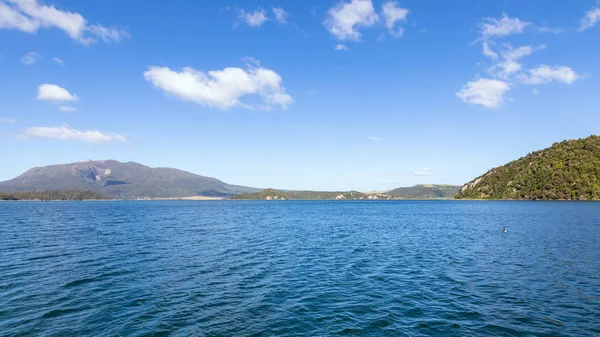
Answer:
[456,136,600,200]
[387,184,461,199]
[231,189,395,200]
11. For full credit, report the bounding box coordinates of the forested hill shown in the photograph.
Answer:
[456,136,600,200]
[387,184,460,199]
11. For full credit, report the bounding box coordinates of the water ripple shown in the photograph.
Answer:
[0,200,599,336]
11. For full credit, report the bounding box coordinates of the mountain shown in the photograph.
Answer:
[456,136,600,200]
[231,189,395,200]
[0,160,259,199]
[387,184,461,199]
[0,190,110,201]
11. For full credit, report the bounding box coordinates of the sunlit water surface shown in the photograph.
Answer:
[0,201,599,336]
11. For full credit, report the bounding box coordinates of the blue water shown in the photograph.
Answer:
[0,201,599,336]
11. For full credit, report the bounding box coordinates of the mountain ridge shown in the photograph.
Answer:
[0,160,260,199]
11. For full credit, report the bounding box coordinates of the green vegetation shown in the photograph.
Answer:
[456,135,600,200]
[231,189,395,200]
[0,190,111,201]
[231,188,289,200]
[387,184,460,199]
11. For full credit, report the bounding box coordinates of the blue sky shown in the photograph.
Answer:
[1,0,599,191]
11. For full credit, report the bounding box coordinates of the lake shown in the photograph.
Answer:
[0,201,599,336]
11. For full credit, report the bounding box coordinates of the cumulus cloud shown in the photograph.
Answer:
[368,136,382,141]
[52,57,64,66]
[272,7,288,25]
[412,168,432,176]
[456,78,511,109]
[144,61,293,110]
[478,13,530,39]
[0,0,129,44]
[458,13,579,109]
[59,105,76,112]
[237,8,267,27]
[21,125,126,143]
[580,7,600,31]
[381,1,408,37]
[0,117,16,123]
[21,51,40,65]
[324,0,378,41]
[37,84,78,101]
[335,43,348,51]
[519,65,581,85]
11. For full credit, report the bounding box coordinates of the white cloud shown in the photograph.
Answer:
[0,117,16,123]
[479,13,530,39]
[532,88,540,95]
[272,7,288,25]
[59,105,76,112]
[519,65,581,85]
[21,51,40,65]
[488,44,546,77]
[324,0,378,41]
[501,45,541,61]
[86,24,129,43]
[460,13,579,109]
[368,136,382,141]
[412,168,432,176]
[482,40,498,59]
[335,43,348,51]
[456,78,511,109]
[537,26,563,34]
[21,125,126,143]
[52,56,64,66]
[580,7,600,31]
[237,9,267,27]
[37,84,78,101]
[144,62,293,110]
[381,1,408,37]
[0,0,129,44]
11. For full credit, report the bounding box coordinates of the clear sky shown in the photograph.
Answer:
[1,0,599,191]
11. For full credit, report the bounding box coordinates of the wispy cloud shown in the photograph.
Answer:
[381,1,409,38]
[52,57,64,66]
[368,136,383,141]
[59,105,77,112]
[144,60,293,110]
[0,0,129,44]
[580,7,600,31]
[537,26,563,34]
[478,13,530,40]
[335,44,348,51]
[412,168,432,176]
[272,7,289,25]
[21,51,40,65]
[0,117,16,124]
[21,125,126,143]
